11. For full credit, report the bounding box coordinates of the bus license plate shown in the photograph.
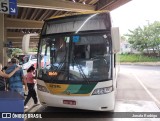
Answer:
[63,100,76,105]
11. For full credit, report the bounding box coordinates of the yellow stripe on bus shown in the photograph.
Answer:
[45,83,69,94]
[48,10,110,20]
[45,83,91,96]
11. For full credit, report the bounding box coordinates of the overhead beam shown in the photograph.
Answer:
[12,42,37,44]
[5,18,43,29]
[7,32,25,38]
[96,0,131,10]
[11,42,38,46]
[17,0,95,12]
[96,0,116,10]
[12,45,37,48]
[8,38,39,41]
[13,44,37,46]
[7,32,39,40]
[104,0,131,10]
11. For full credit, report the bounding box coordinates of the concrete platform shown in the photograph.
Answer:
[25,99,160,112]
[115,100,160,112]
[24,100,160,121]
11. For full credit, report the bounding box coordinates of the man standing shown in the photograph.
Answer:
[6,58,27,96]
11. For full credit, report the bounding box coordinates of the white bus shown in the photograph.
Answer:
[23,11,120,111]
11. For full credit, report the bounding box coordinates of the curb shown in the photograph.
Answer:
[120,62,160,66]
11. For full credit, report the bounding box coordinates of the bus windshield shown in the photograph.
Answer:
[38,33,112,82]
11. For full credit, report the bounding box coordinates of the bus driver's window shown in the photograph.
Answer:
[56,38,66,63]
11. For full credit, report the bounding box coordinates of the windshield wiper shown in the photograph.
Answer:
[72,58,90,84]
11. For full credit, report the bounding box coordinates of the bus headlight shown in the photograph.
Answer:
[37,84,49,93]
[92,86,113,95]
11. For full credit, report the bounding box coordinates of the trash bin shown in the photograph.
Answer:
[0,91,24,121]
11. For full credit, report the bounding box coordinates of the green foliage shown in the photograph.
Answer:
[125,21,160,54]
[119,54,160,62]
[7,48,23,58]
[29,47,38,52]
[7,47,38,58]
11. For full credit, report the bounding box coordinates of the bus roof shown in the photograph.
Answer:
[47,10,110,20]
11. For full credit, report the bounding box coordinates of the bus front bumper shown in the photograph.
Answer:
[37,91,115,111]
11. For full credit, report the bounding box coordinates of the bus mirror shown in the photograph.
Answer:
[22,33,39,54]
[111,27,120,53]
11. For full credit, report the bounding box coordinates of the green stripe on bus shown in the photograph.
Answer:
[74,83,97,94]
[65,84,82,94]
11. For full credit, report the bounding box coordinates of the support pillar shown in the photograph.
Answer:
[0,14,7,66]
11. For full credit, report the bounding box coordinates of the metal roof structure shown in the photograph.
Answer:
[5,0,131,48]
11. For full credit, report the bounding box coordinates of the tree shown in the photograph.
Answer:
[125,21,160,56]
[125,27,146,52]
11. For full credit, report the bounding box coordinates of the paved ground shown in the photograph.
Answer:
[25,64,160,121]
[120,62,160,66]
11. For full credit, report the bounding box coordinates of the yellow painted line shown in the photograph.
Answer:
[132,73,160,106]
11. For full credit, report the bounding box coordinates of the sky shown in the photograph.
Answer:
[111,0,160,35]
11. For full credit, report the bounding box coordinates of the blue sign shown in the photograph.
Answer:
[9,0,17,15]
[0,0,17,15]
[73,36,80,43]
